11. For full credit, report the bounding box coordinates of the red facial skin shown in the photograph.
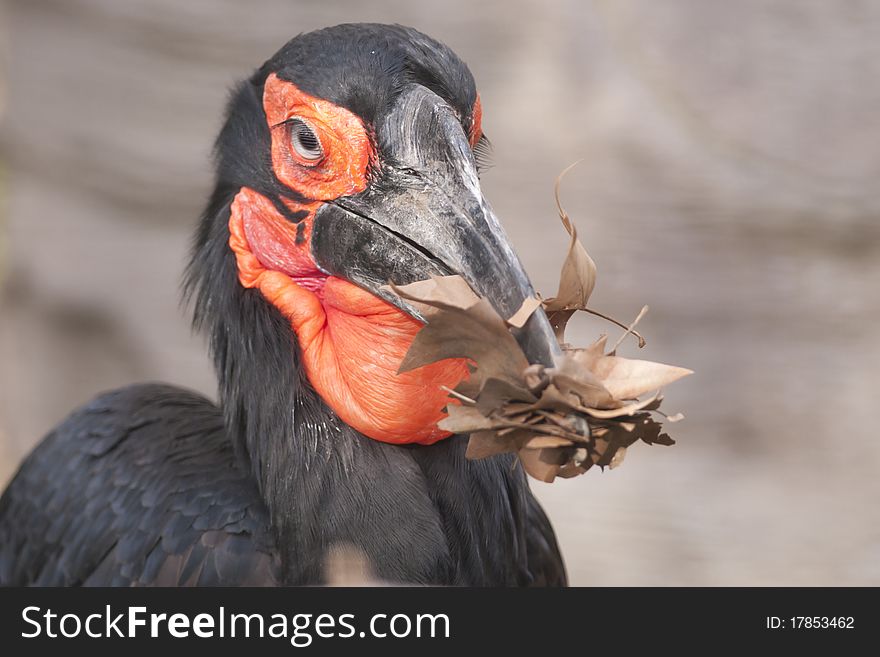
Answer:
[228,73,475,445]
[469,94,483,146]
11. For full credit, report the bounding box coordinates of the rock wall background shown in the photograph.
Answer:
[1,0,878,585]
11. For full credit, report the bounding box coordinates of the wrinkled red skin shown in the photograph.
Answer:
[228,74,475,445]
[470,94,483,146]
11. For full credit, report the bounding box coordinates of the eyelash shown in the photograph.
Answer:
[473,134,493,173]
[274,117,324,165]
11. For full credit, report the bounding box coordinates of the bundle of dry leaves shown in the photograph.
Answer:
[389,173,692,482]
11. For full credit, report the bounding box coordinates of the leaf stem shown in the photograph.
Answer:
[582,308,647,348]
[609,304,649,353]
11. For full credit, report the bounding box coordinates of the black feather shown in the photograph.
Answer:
[1,23,566,587]
[0,385,280,586]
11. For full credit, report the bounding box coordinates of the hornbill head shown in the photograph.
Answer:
[190,24,560,447]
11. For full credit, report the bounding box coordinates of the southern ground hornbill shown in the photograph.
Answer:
[0,23,567,586]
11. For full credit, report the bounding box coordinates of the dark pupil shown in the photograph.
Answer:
[293,121,320,155]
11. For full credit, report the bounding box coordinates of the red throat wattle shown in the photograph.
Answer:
[227,74,472,445]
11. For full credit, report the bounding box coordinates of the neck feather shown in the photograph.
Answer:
[186,195,535,585]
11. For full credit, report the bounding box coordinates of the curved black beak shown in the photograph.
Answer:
[311,85,561,367]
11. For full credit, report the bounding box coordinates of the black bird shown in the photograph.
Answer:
[0,23,566,586]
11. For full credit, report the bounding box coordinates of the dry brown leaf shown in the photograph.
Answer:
[474,377,536,415]
[592,355,693,400]
[557,461,592,478]
[609,446,628,470]
[506,296,542,329]
[522,435,575,450]
[541,164,598,341]
[522,383,580,413]
[388,168,691,483]
[465,430,517,459]
[549,351,619,409]
[437,404,500,433]
[543,164,597,314]
[650,433,675,446]
[384,275,479,316]
[543,214,596,314]
[576,391,661,420]
[518,448,564,482]
[545,309,576,344]
[578,335,609,366]
[391,278,528,389]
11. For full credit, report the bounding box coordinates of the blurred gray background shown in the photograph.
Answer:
[1,0,878,585]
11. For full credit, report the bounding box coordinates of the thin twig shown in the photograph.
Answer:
[609,304,649,354]
[441,386,476,405]
[582,307,647,348]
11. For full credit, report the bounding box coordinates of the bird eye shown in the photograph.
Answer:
[289,118,323,163]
